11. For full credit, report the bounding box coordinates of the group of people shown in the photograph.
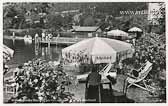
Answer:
[34,32,53,44]
[41,32,53,41]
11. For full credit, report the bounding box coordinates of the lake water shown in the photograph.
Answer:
[3,38,63,66]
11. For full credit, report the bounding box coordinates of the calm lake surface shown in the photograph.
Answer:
[3,38,63,66]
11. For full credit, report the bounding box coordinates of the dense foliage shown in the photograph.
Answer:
[3,3,147,30]
[9,59,75,103]
[122,32,166,102]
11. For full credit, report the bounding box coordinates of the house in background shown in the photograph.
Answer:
[72,26,102,38]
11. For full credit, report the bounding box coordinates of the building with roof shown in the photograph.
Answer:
[72,26,102,38]
[72,26,101,32]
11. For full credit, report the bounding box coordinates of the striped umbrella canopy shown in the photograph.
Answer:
[62,37,134,64]
[107,29,129,37]
[128,27,142,32]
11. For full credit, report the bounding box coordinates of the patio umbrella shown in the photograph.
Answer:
[3,45,14,63]
[107,29,129,37]
[128,27,143,39]
[62,37,134,64]
[3,45,14,57]
[128,27,142,32]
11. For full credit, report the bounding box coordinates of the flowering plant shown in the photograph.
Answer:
[12,59,75,103]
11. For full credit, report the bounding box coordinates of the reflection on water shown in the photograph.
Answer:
[24,39,32,45]
[3,39,62,66]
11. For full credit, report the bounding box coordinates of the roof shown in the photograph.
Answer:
[72,26,100,32]
[62,9,79,14]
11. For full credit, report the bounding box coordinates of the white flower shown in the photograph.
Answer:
[11,83,16,86]
[57,86,61,90]
[28,81,32,85]
[46,92,49,95]
[18,99,22,102]
[46,73,49,77]
[42,80,45,83]
[34,79,38,83]
[48,61,52,65]
[53,96,56,99]
[26,71,29,75]
[42,73,45,76]
[22,96,27,100]
[54,61,60,66]
[38,96,43,101]
[37,91,44,96]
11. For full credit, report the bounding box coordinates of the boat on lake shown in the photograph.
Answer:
[24,35,32,40]
[24,35,33,44]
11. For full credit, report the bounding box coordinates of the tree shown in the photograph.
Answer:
[158,3,165,33]
[46,14,64,31]
[148,3,165,34]
[83,15,96,26]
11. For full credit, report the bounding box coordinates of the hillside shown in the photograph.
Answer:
[3,2,158,33]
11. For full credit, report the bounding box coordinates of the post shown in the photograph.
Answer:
[98,84,101,103]
[12,32,15,38]
[48,36,50,48]
[109,82,113,96]
[48,41,50,48]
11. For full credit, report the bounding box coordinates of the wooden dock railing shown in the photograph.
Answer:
[38,37,87,45]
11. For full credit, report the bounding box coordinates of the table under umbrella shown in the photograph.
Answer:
[62,37,135,102]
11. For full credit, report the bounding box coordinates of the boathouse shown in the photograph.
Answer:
[72,26,102,38]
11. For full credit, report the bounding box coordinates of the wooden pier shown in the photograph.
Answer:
[38,37,86,46]
[4,36,28,40]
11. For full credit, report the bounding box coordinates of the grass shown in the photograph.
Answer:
[64,74,164,103]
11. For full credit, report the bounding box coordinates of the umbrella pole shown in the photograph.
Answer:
[96,64,101,103]
[98,84,101,103]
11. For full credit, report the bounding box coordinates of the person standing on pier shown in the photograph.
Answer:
[45,34,49,41]
[35,33,39,43]
[42,32,45,41]
[12,32,15,38]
